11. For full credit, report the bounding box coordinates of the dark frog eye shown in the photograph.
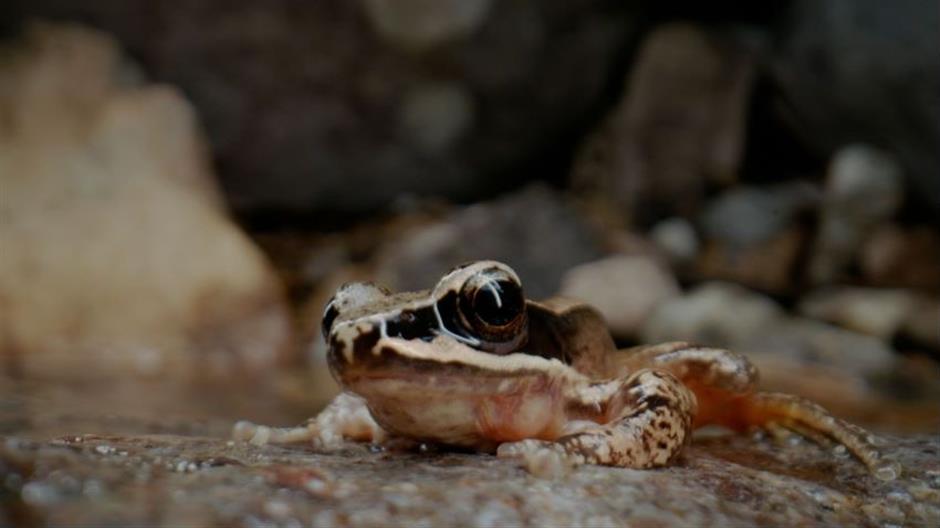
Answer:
[457,268,526,342]
[321,299,339,341]
[472,279,524,326]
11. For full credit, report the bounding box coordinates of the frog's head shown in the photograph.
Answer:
[322,261,531,383]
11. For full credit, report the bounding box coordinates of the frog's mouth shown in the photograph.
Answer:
[333,334,581,391]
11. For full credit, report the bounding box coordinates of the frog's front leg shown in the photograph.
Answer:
[233,392,387,448]
[498,369,696,468]
[615,342,900,479]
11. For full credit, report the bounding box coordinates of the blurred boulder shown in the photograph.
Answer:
[799,286,939,353]
[643,282,896,378]
[361,0,493,51]
[373,184,605,299]
[694,228,806,294]
[693,181,818,293]
[559,255,680,337]
[13,0,640,215]
[641,282,784,347]
[861,224,940,293]
[0,23,291,378]
[772,0,940,214]
[809,145,904,284]
[741,318,896,378]
[699,181,818,248]
[571,23,758,225]
[799,287,917,341]
[648,217,699,265]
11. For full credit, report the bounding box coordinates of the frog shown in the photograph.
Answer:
[234,260,899,480]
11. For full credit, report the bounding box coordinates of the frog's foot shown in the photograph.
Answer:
[497,439,579,477]
[232,420,317,446]
[232,392,387,449]
[738,392,901,481]
[501,370,696,470]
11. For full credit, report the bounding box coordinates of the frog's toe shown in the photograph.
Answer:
[497,439,580,477]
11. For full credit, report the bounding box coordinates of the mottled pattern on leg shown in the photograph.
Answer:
[741,392,901,480]
[500,370,696,469]
[559,370,696,468]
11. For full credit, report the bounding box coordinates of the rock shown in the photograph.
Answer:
[398,82,475,154]
[649,217,700,265]
[900,296,940,352]
[861,224,940,293]
[15,1,640,215]
[809,145,904,284]
[699,181,819,248]
[772,0,940,214]
[641,282,784,347]
[694,228,806,295]
[2,428,937,526]
[361,0,493,51]
[740,318,896,378]
[558,255,680,337]
[571,23,758,225]
[0,23,291,378]
[374,184,606,299]
[798,287,917,341]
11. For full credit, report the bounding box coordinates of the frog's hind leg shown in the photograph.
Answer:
[734,392,900,480]
[499,369,697,469]
[615,342,899,479]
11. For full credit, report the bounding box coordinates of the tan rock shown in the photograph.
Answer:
[571,23,757,224]
[694,227,806,294]
[0,23,291,378]
[799,287,917,340]
[861,224,940,293]
[559,255,680,337]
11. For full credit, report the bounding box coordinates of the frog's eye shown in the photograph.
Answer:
[321,299,339,341]
[457,268,526,341]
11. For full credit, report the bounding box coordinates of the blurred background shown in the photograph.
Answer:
[1,0,938,437]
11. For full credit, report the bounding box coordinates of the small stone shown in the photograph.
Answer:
[900,296,940,351]
[861,224,940,292]
[649,217,699,264]
[641,282,784,347]
[700,181,819,247]
[741,318,896,377]
[798,287,917,340]
[361,0,493,50]
[695,227,806,294]
[559,255,680,337]
[809,145,904,284]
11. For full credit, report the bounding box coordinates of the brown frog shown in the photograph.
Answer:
[234,261,899,479]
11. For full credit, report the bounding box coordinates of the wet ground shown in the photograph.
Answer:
[2,374,939,527]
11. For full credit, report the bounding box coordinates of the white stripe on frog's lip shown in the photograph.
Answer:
[363,335,586,381]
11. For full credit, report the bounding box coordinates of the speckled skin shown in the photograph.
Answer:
[233,261,898,479]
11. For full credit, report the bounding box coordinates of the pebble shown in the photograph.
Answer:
[649,217,699,264]
[559,255,681,337]
[641,281,784,346]
[798,287,917,340]
[809,145,904,283]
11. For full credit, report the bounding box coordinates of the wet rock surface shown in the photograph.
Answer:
[3,422,938,526]
[3,372,938,527]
